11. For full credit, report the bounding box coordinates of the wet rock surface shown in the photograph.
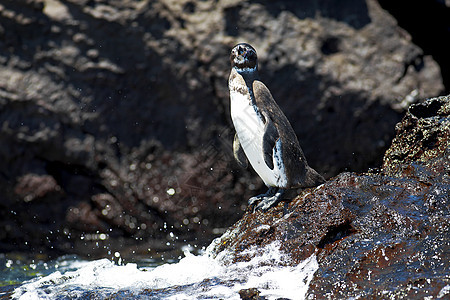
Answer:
[210,96,450,298]
[0,0,446,257]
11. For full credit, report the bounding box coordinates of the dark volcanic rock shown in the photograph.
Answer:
[0,0,445,257]
[383,96,450,177]
[378,0,450,94]
[209,95,449,298]
[239,288,262,300]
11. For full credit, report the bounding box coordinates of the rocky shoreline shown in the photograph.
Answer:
[211,96,449,299]
[1,0,446,259]
[1,0,449,297]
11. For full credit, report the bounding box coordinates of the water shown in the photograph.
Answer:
[3,240,318,300]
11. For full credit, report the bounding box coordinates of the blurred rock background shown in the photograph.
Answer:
[0,0,447,257]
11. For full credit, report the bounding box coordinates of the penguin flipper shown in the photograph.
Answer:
[262,113,279,170]
[233,133,248,168]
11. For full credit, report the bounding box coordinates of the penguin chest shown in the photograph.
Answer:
[230,90,287,187]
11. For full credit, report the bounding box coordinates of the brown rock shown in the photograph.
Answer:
[14,173,62,202]
[239,288,262,300]
[210,95,450,298]
[0,0,446,256]
[382,95,450,177]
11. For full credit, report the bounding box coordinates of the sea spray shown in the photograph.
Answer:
[13,241,318,300]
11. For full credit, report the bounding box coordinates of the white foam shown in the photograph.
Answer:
[13,241,318,300]
[438,285,450,299]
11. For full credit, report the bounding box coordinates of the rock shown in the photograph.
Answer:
[239,288,263,300]
[209,95,449,298]
[382,95,450,177]
[14,174,62,203]
[378,0,450,93]
[0,0,445,256]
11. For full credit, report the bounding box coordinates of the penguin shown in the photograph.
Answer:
[228,43,325,211]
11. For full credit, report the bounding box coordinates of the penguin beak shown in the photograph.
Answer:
[236,46,248,59]
[235,51,246,63]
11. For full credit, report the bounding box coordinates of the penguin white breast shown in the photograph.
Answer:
[230,90,287,187]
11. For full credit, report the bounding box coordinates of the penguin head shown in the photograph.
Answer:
[230,43,258,72]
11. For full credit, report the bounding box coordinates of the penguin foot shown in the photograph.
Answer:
[248,187,277,206]
[248,187,285,211]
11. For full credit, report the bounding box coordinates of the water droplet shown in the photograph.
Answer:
[167,188,175,196]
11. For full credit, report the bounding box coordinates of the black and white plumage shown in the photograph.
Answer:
[228,43,325,211]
